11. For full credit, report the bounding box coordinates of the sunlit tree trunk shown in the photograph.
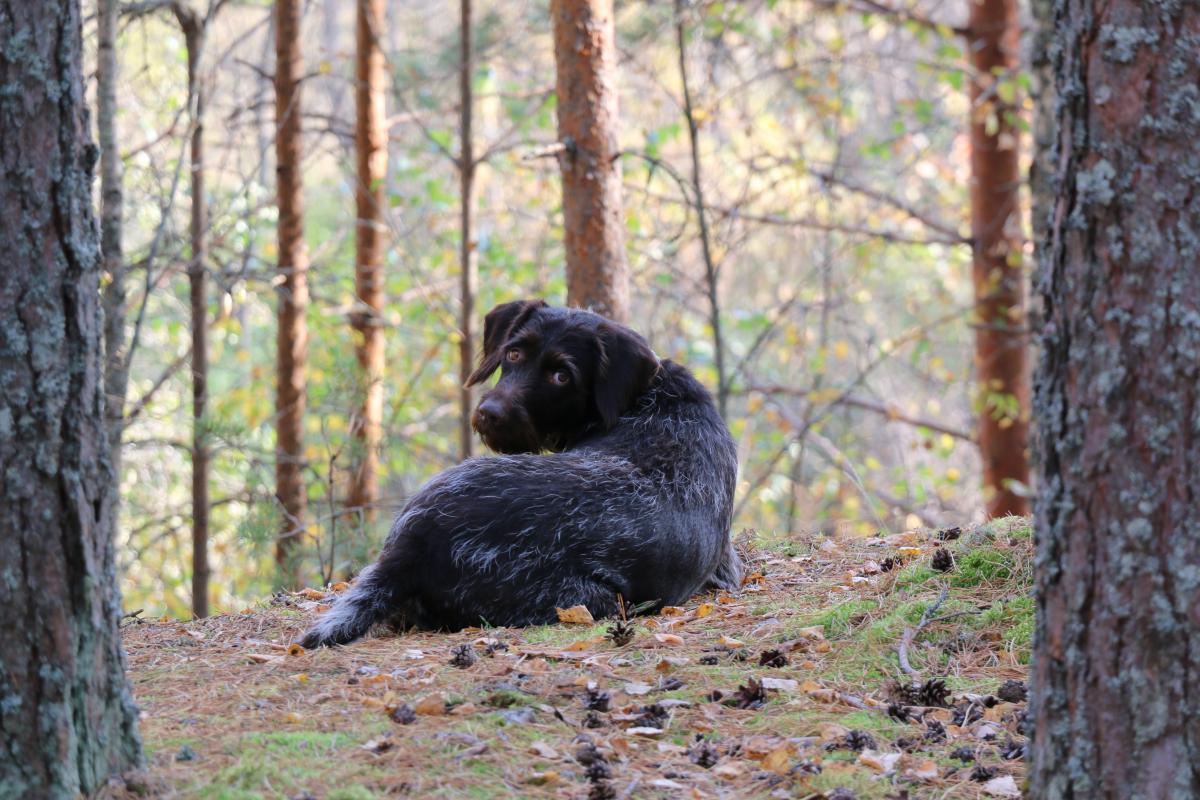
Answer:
[458,0,476,460]
[275,0,310,587]
[1030,0,1200,795]
[175,7,211,618]
[967,0,1030,518]
[0,2,142,793]
[347,0,387,523]
[551,0,629,324]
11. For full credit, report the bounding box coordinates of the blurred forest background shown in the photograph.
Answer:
[91,0,1034,618]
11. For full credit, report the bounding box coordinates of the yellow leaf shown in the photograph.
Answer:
[287,643,305,657]
[695,603,715,618]
[833,340,851,359]
[718,635,745,648]
[564,637,604,652]
[556,605,595,624]
[660,606,685,616]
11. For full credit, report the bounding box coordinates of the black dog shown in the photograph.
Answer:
[299,300,741,647]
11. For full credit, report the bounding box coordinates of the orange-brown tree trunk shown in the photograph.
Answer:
[968,0,1030,518]
[275,0,309,587]
[458,0,477,461]
[551,0,629,323]
[347,0,387,523]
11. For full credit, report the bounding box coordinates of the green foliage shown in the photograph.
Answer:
[109,0,986,615]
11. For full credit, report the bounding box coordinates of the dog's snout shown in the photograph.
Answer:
[474,397,505,428]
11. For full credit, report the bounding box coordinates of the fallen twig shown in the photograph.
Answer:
[896,586,949,677]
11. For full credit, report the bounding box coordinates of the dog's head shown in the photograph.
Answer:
[465,300,660,454]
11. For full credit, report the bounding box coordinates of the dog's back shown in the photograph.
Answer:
[299,304,741,647]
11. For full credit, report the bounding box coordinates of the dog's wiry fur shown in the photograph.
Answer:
[299,301,742,647]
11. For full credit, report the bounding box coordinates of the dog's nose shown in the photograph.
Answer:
[475,397,504,428]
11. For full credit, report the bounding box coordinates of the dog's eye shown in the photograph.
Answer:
[505,348,522,363]
[549,370,570,386]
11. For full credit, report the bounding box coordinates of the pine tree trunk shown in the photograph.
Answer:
[551,0,630,324]
[0,2,142,795]
[347,0,387,522]
[1030,0,1200,795]
[967,0,1030,518]
[458,0,477,460]
[177,9,211,619]
[275,0,310,587]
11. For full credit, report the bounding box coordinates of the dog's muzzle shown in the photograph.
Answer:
[471,392,541,454]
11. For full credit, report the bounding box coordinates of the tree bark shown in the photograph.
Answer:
[275,0,310,587]
[176,7,211,619]
[968,0,1030,518]
[551,0,630,324]
[347,0,387,522]
[0,2,142,795]
[1030,1,1200,796]
[98,0,130,530]
[458,0,476,461]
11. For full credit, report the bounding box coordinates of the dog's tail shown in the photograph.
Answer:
[297,564,393,648]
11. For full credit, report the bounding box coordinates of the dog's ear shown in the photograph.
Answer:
[593,323,659,429]
[466,300,547,386]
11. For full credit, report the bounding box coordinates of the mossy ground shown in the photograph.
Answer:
[116,518,1033,799]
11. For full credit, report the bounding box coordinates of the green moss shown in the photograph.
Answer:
[792,599,879,639]
[894,563,937,589]
[327,787,378,800]
[521,622,609,647]
[950,546,1014,587]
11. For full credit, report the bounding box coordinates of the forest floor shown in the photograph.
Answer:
[118,518,1033,800]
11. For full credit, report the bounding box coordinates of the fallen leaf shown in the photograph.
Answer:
[246,653,284,665]
[290,673,308,684]
[361,737,393,754]
[654,633,685,647]
[760,677,798,692]
[524,770,561,785]
[627,726,665,737]
[529,741,560,759]
[298,588,326,600]
[556,605,595,624]
[858,749,902,773]
[287,644,304,657]
[983,775,1021,797]
[660,606,685,616]
[718,635,745,648]
[565,637,605,652]
[901,756,939,780]
[695,603,716,618]
[449,702,477,716]
[283,711,303,724]
[413,693,448,716]
[623,681,653,696]
[712,762,744,779]
[330,581,350,592]
[656,656,688,672]
[761,745,793,774]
